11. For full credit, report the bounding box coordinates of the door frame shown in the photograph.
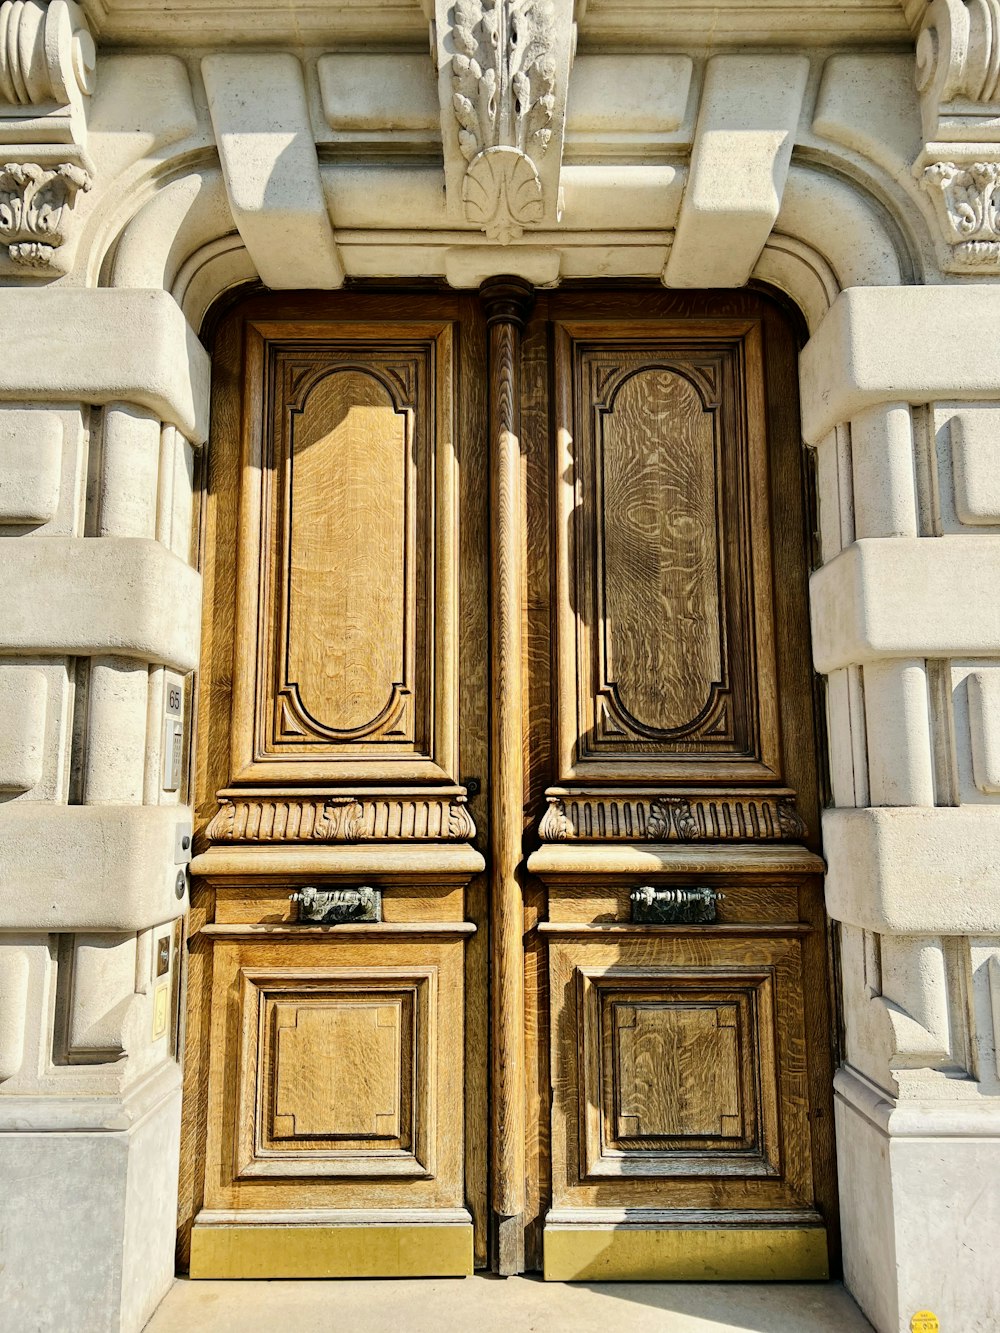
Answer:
[178,279,839,1278]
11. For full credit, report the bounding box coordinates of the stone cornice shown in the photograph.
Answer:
[80,0,911,48]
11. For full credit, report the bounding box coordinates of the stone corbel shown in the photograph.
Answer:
[202,54,344,290]
[431,0,576,244]
[0,946,29,1081]
[0,0,96,273]
[65,933,145,1062]
[907,0,1000,271]
[874,935,958,1081]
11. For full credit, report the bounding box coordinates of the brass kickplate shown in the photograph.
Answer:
[190,1224,474,1279]
[543,1225,829,1282]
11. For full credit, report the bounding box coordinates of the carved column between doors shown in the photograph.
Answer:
[481,275,534,1275]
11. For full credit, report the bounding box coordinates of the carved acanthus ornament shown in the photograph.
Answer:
[922,159,1000,266]
[0,159,89,264]
[0,0,95,271]
[907,0,1000,270]
[433,0,574,243]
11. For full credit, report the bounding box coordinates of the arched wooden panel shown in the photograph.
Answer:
[224,320,460,786]
[554,320,779,784]
[283,368,410,741]
[597,365,723,738]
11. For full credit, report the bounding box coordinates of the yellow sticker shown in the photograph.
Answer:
[910,1313,940,1333]
[152,984,169,1040]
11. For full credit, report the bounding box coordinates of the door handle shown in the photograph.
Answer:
[630,885,723,925]
[289,884,382,924]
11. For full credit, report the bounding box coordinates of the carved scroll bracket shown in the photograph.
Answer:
[907,0,1000,271]
[0,0,96,272]
[432,0,575,244]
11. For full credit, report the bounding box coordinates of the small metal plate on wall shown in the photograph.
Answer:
[289,884,382,925]
[630,885,722,925]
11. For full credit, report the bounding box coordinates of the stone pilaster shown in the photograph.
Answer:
[802,282,1000,1333]
[0,287,207,1333]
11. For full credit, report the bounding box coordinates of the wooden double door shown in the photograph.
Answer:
[179,283,837,1281]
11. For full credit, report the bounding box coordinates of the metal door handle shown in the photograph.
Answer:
[289,884,382,924]
[630,885,722,924]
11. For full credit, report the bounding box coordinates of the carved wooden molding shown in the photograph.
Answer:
[481,273,534,1273]
[206,795,477,844]
[432,0,574,243]
[552,319,781,786]
[230,322,460,787]
[0,0,95,271]
[539,794,808,843]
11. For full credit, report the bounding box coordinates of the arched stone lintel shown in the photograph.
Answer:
[105,155,914,345]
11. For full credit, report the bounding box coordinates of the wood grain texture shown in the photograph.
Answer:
[537,286,835,1266]
[598,365,721,736]
[232,967,431,1180]
[184,291,486,1268]
[481,277,534,1274]
[455,291,491,1269]
[554,317,778,781]
[285,366,409,738]
[614,1002,741,1140]
[228,317,458,786]
[270,1000,403,1140]
[550,934,807,1210]
[205,941,460,1211]
[520,303,553,1274]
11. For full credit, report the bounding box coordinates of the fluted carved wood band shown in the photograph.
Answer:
[206,795,476,844]
[539,794,807,842]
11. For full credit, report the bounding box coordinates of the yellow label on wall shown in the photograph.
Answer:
[152,984,169,1040]
[910,1312,940,1333]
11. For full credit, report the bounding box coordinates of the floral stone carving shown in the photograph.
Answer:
[462,146,544,243]
[921,160,1000,269]
[0,160,91,266]
[434,0,574,243]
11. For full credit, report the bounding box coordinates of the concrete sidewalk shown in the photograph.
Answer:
[147,1276,874,1333]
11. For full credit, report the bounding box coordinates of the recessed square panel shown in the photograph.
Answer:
[271,998,404,1141]
[612,1000,742,1141]
[578,965,782,1180]
[233,967,435,1179]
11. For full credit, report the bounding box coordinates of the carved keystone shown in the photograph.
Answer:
[433,0,574,244]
